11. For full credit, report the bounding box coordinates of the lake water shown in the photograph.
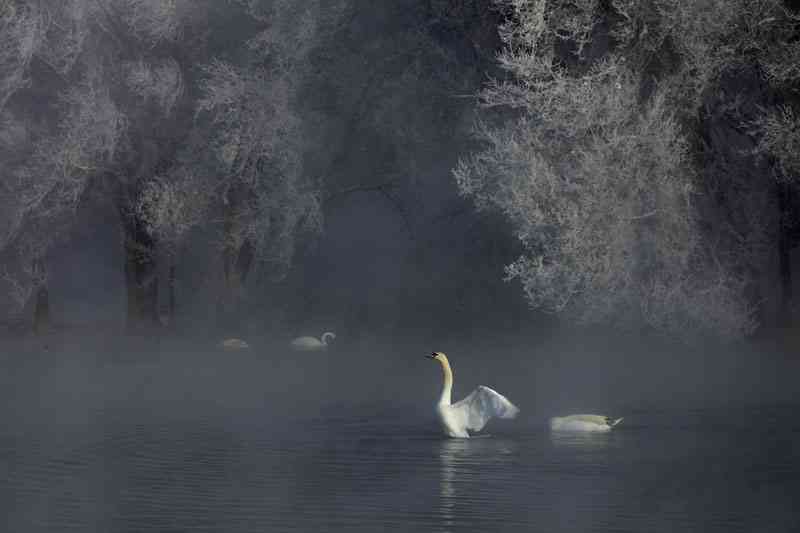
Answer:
[2,336,799,532]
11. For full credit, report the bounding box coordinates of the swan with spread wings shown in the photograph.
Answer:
[426,352,519,438]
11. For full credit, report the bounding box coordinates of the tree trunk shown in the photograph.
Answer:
[237,239,254,284]
[219,190,250,326]
[778,180,793,326]
[121,212,160,332]
[217,184,258,331]
[33,286,50,334]
[31,258,50,335]
[222,199,238,303]
[168,263,176,327]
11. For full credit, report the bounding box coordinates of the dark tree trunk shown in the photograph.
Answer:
[219,190,253,325]
[222,200,238,298]
[237,239,254,284]
[168,263,176,326]
[33,286,50,334]
[778,180,793,326]
[31,258,50,335]
[121,211,160,332]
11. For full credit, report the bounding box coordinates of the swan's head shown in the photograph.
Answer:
[426,351,449,365]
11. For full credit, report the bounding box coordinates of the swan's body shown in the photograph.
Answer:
[290,331,336,351]
[549,414,623,432]
[218,338,250,351]
[427,352,519,438]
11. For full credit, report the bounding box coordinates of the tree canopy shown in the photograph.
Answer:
[456,0,800,339]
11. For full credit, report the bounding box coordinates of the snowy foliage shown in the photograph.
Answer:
[0,67,125,315]
[124,58,184,115]
[2,69,124,247]
[35,0,94,76]
[753,105,800,180]
[109,0,182,44]
[0,0,331,321]
[135,171,208,250]
[192,2,324,280]
[243,0,322,71]
[0,1,43,110]
[596,1,799,111]
[196,57,321,276]
[0,0,190,319]
[456,0,760,339]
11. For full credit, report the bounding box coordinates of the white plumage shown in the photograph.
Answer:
[427,351,519,438]
[218,338,250,351]
[549,414,623,432]
[290,331,336,351]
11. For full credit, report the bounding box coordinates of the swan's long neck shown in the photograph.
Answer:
[438,359,453,406]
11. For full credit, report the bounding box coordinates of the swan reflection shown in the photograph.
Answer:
[549,430,614,452]
[437,437,516,532]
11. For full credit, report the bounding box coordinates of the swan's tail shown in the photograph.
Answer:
[609,417,624,427]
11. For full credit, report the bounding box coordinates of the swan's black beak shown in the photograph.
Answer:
[426,352,437,359]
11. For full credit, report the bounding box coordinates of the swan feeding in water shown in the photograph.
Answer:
[218,338,250,351]
[549,414,623,432]
[290,331,336,351]
[426,352,519,438]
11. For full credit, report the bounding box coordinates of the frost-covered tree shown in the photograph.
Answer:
[0,1,129,326]
[1,0,334,331]
[608,0,800,325]
[1,0,199,328]
[0,1,42,110]
[754,106,800,179]
[455,0,771,339]
[1,67,125,326]
[171,0,327,318]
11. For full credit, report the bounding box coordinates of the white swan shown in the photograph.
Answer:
[549,414,623,432]
[218,338,250,351]
[426,352,519,438]
[290,331,336,351]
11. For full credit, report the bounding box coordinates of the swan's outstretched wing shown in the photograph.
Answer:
[451,385,519,433]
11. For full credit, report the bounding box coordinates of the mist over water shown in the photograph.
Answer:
[4,1,800,531]
[2,330,798,532]
[7,327,796,424]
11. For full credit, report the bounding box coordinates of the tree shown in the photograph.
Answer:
[1,0,335,332]
[1,41,126,328]
[168,0,327,322]
[1,0,198,330]
[608,0,800,326]
[134,169,209,326]
[0,1,42,111]
[455,0,765,339]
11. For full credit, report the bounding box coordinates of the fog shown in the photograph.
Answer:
[0,0,800,533]
[4,325,797,440]
[5,3,800,530]
[2,0,798,432]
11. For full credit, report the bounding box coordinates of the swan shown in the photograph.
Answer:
[549,414,623,432]
[218,338,250,350]
[426,352,519,438]
[290,331,336,351]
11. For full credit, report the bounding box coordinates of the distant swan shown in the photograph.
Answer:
[290,331,336,351]
[427,352,519,438]
[218,338,250,351]
[550,414,623,432]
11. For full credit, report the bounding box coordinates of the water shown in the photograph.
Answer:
[2,337,799,532]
